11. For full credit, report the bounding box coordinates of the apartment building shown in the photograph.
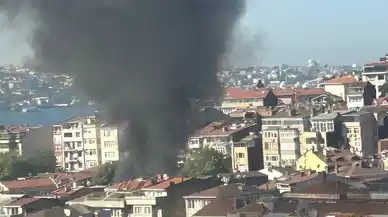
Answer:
[231,133,262,172]
[100,123,120,164]
[346,81,376,111]
[300,131,324,154]
[53,116,102,172]
[220,87,324,114]
[262,127,300,168]
[261,110,310,132]
[363,55,388,97]
[187,121,257,156]
[323,75,358,101]
[310,111,351,154]
[0,126,21,155]
[341,111,377,157]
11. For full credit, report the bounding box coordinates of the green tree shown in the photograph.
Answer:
[380,83,388,97]
[181,147,231,178]
[0,150,56,180]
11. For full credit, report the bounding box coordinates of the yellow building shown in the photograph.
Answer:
[300,131,323,154]
[296,149,327,172]
[231,134,256,172]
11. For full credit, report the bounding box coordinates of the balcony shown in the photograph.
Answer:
[125,196,157,205]
[65,157,82,163]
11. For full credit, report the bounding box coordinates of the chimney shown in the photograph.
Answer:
[335,164,340,174]
[222,126,228,132]
[310,107,316,118]
[320,171,327,181]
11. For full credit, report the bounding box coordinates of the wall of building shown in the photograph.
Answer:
[21,127,53,158]
[324,84,346,101]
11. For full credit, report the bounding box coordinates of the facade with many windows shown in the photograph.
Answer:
[53,116,121,172]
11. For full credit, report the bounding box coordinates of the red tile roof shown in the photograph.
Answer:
[110,179,153,191]
[225,88,266,99]
[1,178,57,191]
[193,122,255,137]
[295,88,326,96]
[326,75,357,84]
[144,177,189,190]
[225,87,326,100]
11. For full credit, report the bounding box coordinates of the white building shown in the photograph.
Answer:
[342,112,377,157]
[100,123,121,164]
[362,56,388,97]
[53,116,104,172]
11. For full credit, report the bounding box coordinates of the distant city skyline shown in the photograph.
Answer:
[0,0,388,66]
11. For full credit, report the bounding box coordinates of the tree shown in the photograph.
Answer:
[181,147,231,178]
[0,150,56,180]
[380,83,388,97]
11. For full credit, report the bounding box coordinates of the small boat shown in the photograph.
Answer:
[22,107,39,112]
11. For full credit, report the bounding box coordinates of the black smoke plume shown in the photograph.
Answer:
[0,0,245,181]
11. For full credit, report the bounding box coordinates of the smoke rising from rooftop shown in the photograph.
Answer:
[0,0,245,180]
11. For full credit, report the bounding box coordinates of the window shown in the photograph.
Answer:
[354,128,360,134]
[104,141,116,148]
[378,75,385,80]
[144,207,151,214]
[112,209,121,217]
[89,139,95,144]
[10,208,18,215]
[134,207,143,214]
[236,153,244,158]
[188,200,195,208]
[75,132,81,137]
[104,129,111,137]
[105,152,116,158]
[86,160,97,168]
[85,149,97,155]
[271,156,278,161]
[55,145,62,151]
[64,133,72,137]
[77,142,82,148]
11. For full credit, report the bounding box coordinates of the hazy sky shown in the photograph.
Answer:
[0,0,387,66]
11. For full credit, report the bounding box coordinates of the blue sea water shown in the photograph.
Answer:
[0,106,96,126]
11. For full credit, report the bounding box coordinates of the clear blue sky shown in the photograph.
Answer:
[1,0,388,66]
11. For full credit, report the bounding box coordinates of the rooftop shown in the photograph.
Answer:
[326,75,357,84]
[192,122,256,137]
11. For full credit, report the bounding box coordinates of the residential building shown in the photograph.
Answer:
[346,81,376,111]
[231,133,262,172]
[341,111,377,157]
[100,123,120,164]
[310,111,352,154]
[220,87,325,114]
[183,183,267,217]
[300,131,324,154]
[67,176,215,217]
[296,149,327,172]
[262,127,300,168]
[53,116,102,172]
[259,166,297,181]
[19,126,53,158]
[323,75,358,101]
[261,110,310,132]
[187,122,257,156]
[1,197,61,216]
[0,126,21,155]
[363,56,388,97]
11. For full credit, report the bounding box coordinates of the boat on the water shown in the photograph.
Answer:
[22,107,39,113]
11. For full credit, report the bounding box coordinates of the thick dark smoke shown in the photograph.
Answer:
[1,0,245,181]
